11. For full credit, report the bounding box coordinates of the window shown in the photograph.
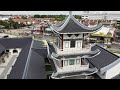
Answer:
[61,60,63,67]
[76,41,81,48]
[64,60,68,66]
[13,50,18,53]
[70,40,75,48]
[76,59,80,64]
[69,59,75,65]
[65,42,69,48]
[81,58,84,65]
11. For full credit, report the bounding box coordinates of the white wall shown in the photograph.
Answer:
[54,42,90,55]
[105,62,120,79]
[63,40,82,49]
[58,64,89,73]
[52,56,89,74]
[53,34,91,55]
[63,34,83,50]
[58,59,89,73]
[9,48,21,55]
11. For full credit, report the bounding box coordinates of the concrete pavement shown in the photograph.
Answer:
[0,55,17,79]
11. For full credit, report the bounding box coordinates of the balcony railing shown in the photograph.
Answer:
[57,63,89,73]
[53,43,91,55]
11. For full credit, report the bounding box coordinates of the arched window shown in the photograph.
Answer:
[13,49,18,53]
[6,50,9,52]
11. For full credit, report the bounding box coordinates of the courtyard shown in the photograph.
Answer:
[0,49,21,79]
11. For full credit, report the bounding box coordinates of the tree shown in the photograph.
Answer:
[0,18,27,29]
[33,15,41,18]
[21,16,27,19]
[74,15,81,19]
[40,15,47,18]
[54,15,66,21]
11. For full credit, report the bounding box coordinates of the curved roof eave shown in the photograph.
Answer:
[49,48,101,61]
[51,14,103,34]
[70,14,103,31]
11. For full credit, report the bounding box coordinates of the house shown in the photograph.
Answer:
[90,26,116,44]
[81,19,113,27]
[0,15,11,20]
[82,13,120,20]
[46,11,120,79]
[12,17,54,25]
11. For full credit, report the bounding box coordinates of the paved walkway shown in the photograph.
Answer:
[0,55,17,79]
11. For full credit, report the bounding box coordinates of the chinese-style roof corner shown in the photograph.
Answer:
[51,11,103,34]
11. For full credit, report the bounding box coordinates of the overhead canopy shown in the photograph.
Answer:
[51,12,103,34]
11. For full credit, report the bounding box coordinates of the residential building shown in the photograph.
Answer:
[82,13,120,20]
[90,25,116,44]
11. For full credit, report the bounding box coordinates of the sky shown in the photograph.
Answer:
[0,11,120,15]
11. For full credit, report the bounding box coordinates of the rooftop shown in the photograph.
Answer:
[87,44,119,70]
[0,36,119,79]
[0,37,47,79]
[51,12,103,34]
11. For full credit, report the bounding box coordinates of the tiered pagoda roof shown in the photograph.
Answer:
[51,12,103,34]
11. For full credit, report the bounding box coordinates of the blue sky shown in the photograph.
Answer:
[0,11,120,15]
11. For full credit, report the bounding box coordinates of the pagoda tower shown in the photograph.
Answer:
[46,11,103,79]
